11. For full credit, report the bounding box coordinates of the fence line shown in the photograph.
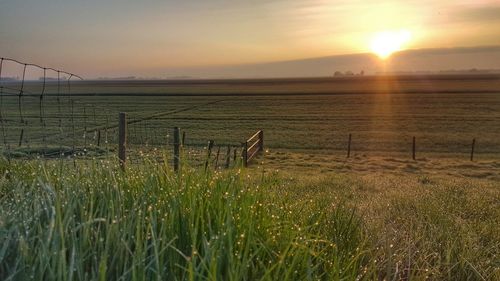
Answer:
[116,113,256,171]
[0,56,85,156]
[0,57,494,168]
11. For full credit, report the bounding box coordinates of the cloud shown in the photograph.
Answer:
[453,5,500,23]
[402,45,500,55]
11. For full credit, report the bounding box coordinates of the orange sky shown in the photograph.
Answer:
[1,0,500,78]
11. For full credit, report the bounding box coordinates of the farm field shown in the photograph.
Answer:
[1,75,499,280]
[4,0,500,279]
[1,75,499,178]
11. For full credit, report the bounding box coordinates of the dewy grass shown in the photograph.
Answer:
[1,158,498,280]
[373,183,500,281]
[0,159,373,280]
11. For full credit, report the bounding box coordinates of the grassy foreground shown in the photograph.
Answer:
[0,159,498,280]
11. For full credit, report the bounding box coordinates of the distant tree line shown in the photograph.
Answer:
[334,70,364,77]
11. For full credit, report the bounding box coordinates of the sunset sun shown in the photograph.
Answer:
[370,30,412,59]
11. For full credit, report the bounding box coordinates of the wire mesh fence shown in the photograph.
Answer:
[124,113,246,169]
[1,57,498,169]
[0,57,246,168]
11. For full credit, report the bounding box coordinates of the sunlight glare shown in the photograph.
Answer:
[370,30,412,59]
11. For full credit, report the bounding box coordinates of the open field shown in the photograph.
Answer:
[3,0,500,279]
[1,75,499,177]
[0,75,499,280]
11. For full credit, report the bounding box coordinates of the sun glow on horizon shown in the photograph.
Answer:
[370,30,412,59]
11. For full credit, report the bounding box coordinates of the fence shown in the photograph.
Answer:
[343,133,478,162]
[0,57,89,160]
[0,57,494,169]
[242,130,264,167]
[116,112,264,171]
[0,57,83,132]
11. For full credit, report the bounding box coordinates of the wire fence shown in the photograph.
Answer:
[123,114,248,169]
[1,57,498,169]
[1,57,84,158]
[0,59,248,168]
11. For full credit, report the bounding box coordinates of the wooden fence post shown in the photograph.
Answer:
[470,138,476,161]
[97,130,101,147]
[182,131,186,146]
[18,129,24,147]
[225,145,231,168]
[83,107,87,147]
[6,144,11,164]
[205,140,214,171]
[173,127,180,172]
[412,136,416,160]
[71,100,75,151]
[93,108,97,129]
[347,133,352,158]
[259,130,264,152]
[242,141,248,167]
[118,112,127,170]
[214,146,221,169]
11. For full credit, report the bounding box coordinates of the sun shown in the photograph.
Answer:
[370,30,412,59]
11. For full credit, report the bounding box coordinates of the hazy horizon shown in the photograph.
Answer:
[3,45,500,80]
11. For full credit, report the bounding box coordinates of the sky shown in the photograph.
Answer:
[1,0,500,78]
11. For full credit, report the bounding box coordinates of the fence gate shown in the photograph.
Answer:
[242,130,263,167]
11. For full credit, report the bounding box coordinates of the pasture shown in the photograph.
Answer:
[1,75,499,178]
[1,75,499,280]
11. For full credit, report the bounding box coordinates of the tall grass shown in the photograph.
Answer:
[373,182,500,280]
[278,173,499,280]
[0,159,372,280]
[1,159,498,280]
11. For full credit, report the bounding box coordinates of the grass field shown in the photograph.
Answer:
[1,75,499,176]
[0,159,498,280]
[0,75,499,280]
[2,76,500,153]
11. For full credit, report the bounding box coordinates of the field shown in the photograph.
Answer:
[1,75,499,177]
[0,75,499,280]
[1,158,499,280]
